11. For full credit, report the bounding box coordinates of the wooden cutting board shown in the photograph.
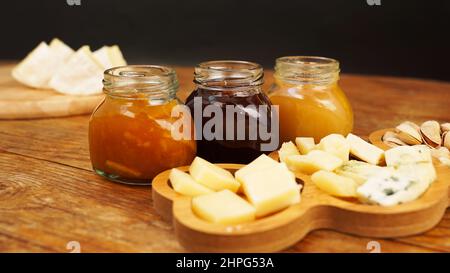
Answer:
[0,63,104,119]
[152,130,450,252]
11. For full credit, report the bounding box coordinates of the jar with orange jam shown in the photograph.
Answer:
[268,56,353,143]
[89,65,196,185]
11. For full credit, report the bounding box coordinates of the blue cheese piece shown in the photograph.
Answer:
[385,145,432,167]
[356,169,430,206]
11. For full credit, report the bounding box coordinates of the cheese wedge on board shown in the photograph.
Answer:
[315,134,350,162]
[295,137,315,155]
[169,168,213,197]
[234,154,279,184]
[285,150,343,175]
[192,190,256,225]
[278,141,300,163]
[312,170,358,197]
[93,45,127,69]
[346,133,385,165]
[189,157,240,192]
[240,163,300,217]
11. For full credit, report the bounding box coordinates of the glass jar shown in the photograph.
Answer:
[268,56,353,143]
[89,65,196,185]
[185,60,276,164]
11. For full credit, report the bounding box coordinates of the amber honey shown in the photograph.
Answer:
[89,66,196,185]
[268,56,353,143]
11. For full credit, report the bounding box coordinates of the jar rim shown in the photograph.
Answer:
[103,65,179,98]
[274,56,340,85]
[194,60,264,89]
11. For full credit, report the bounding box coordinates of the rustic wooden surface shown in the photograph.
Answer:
[0,64,104,119]
[0,61,449,252]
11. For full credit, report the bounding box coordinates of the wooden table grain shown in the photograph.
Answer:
[0,63,449,253]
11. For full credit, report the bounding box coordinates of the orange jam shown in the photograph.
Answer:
[268,56,353,143]
[89,66,196,185]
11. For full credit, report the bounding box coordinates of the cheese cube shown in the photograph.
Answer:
[189,157,240,192]
[316,134,350,162]
[385,145,432,167]
[240,163,300,217]
[335,160,383,185]
[346,133,385,165]
[278,141,300,163]
[295,137,315,155]
[285,150,343,175]
[169,168,213,197]
[312,170,358,197]
[235,154,279,184]
[192,190,256,224]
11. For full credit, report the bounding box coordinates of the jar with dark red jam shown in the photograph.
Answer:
[185,60,276,164]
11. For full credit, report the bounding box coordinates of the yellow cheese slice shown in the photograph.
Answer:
[240,163,300,217]
[169,168,213,197]
[189,157,240,192]
[312,170,358,197]
[295,137,315,155]
[315,134,350,162]
[234,154,279,184]
[278,141,300,163]
[285,150,343,175]
[346,133,385,165]
[192,190,256,225]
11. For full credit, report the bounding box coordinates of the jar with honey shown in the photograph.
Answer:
[89,65,196,185]
[185,60,276,164]
[268,56,354,143]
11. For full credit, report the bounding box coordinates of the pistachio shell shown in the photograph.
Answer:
[382,131,407,147]
[441,123,450,133]
[421,120,442,148]
[431,146,450,159]
[395,122,422,145]
[443,131,450,150]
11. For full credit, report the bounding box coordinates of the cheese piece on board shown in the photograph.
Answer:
[12,39,74,89]
[192,190,256,225]
[385,145,432,167]
[169,168,213,197]
[93,45,127,69]
[356,169,430,206]
[295,137,315,155]
[278,141,300,163]
[240,163,300,217]
[234,154,279,184]
[316,134,350,162]
[335,160,384,185]
[189,157,240,192]
[285,150,343,175]
[346,133,385,165]
[312,170,358,197]
[48,46,104,95]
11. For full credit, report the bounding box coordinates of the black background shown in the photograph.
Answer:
[1,0,449,81]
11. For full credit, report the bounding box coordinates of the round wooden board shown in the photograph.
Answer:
[0,63,104,119]
[152,130,450,252]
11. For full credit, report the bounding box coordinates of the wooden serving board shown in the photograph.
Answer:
[152,130,450,252]
[0,63,104,119]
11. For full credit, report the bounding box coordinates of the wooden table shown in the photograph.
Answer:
[0,64,449,253]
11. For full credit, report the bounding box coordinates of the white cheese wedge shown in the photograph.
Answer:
[312,170,358,197]
[189,157,240,192]
[240,163,300,217]
[295,137,315,155]
[335,160,384,185]
[234,154,279,184]
[316,134,350,162]
[285,150,343,175]
[12,39,74,89]
[169,168,213,197]
[356,168,430,206]
[346,133,385,165]
[192,189,256,225]
[278,141,300,163]
[48,46,104,95]
[385,145,432,167]
[93,45,127,69]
